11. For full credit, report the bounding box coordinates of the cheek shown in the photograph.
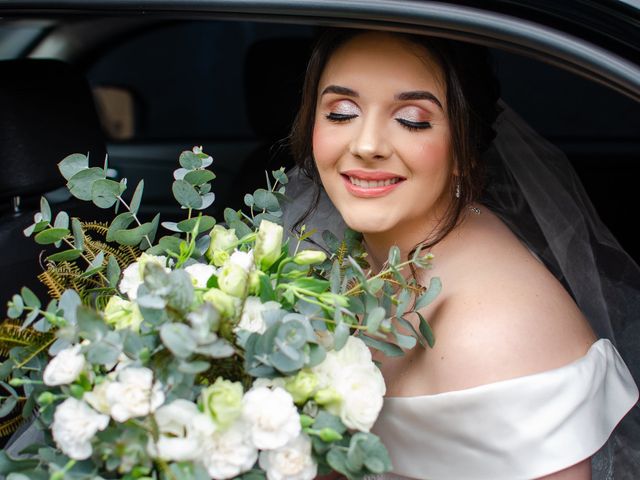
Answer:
[409,135,453,179]
[312,121,338,170]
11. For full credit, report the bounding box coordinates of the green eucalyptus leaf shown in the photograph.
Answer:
[367,277,384,295]
[113,222,154,246]
[253,189,279,211]
[229,219,252,239]
[45,248,82,262]
[160,323,197,359]
[8,295,23,319]
[417,311,436,348]
[365,307,386,334]
[106,254,121,289]
[157,235,182,255]
[394,331,417,349]
[396,288,412,319]
[184,169,215,186]
[67,167,106,201]
[244,194,254,207]
[0,396,18,418]
[172,179,203,209]
[223,207,239,225]
[330,260,341,294]
[414,277,442,311]
[140,213,160,250]
[92,178,121,208]
[71,217,84,251]
[359,335,404,357]
[107,212,135,242]
[53,211,69,231]
[21,309,40,330]
[387,245,401,267]
[326,448,350,476]
[76,305,107,341]
[195,340,235,358]
[197,192,215,211]
[348,256,366,282]
[58,153,88,181]
[333,321,350,351]
[272,168,288,185]
[321,231,340,253]
[34,227,69,245]
[20,287,40,309]
[177,216,216,234]
[39,197,51,223]
[397,316,425,348]
[130,179,144,215]
[179,150,202,169]
[178,360,211,374]
[86,340,121,365]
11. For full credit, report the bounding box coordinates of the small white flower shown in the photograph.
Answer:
[236,296,281,334]
[201,420,258,479]
[185,263,217,288]
[51,398,109,460]
[242,387,300,450]
[229,250,255,272]
[118,253,168,300]
[149,399,213,462]
[106,367,165,422]
[252,377,287,390]
[43,344,85,386]
[254,220,283,270]
[259,434,317,480]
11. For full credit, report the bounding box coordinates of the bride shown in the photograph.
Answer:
[285,29,639,479]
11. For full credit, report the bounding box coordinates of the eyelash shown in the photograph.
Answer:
[325,112,431,131]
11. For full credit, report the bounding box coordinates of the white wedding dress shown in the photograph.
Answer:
[369,339,638,479]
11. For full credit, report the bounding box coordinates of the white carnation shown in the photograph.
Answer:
[201,420,258,479]
[51,397,109,460]
[242,387,300,450]
[236,296,281,334]
[185,263,217,288]
[149,399,214,462]
[43,344,85,386]
[106,367,165,422]
[229,249,255,272]
[118,253,168,300]
[259,434,317,480]
[84,380,112,414]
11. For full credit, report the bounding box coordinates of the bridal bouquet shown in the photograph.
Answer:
[0,147,438,480]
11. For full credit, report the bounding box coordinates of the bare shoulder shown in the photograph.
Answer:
[421,205,597,393]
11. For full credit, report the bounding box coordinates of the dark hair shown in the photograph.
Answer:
[290,29,501,250]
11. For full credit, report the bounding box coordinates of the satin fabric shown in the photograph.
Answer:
[371,339,638,479]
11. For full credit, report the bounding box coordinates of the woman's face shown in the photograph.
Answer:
[312,33,454,238]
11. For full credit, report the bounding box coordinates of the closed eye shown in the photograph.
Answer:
[396,118,431,131]
[326,112,358,122]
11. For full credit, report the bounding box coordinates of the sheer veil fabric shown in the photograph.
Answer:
[283,102,640,478]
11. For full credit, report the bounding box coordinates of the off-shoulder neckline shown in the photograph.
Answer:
[384,338,612,401]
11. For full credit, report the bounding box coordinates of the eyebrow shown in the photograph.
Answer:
[321,85,443,110]
[321,85,358,97]
[395,91,443,110]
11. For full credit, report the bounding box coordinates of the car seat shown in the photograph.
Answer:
[0,58,108,309]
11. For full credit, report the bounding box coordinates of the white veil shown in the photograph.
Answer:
[283,101,640,478]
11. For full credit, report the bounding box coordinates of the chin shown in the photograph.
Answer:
[341,213,395,235]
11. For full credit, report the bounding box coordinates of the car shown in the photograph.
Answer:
[1,0,639,461]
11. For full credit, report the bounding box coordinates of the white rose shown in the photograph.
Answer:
[333,363,385,431]
[149,400,213,462]
[218,263,249,298]
[242,387,300,450]
[51,397,109,460]
[229,249,255,272]
[236,296,281,334]
[259,434,317,480]
[312,336,378,389]
[118,253,168,300]
[43,344,85,386]
[200,420,258,479]
[106,367,165,422]
[185,263,217,288]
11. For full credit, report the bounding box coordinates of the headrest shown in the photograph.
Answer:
[244,37,312,139]
[0,59,106,202]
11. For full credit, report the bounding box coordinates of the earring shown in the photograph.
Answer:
[455,182,461,199]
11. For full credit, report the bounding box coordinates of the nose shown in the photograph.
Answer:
[349,113,392,161]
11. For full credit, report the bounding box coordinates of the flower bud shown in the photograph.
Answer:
[218,263,249,298]
[318,292,350,308]
[293,250,327,265]
[299,414,315,428]
[37,391,56,406]
[285,370,318,405]
[203,288,240,318]
[200,377,244,430]
[103,296,143,331]
[314,387,341,407]
[206,225,238,266]
[318,427,343,442]
[248,271,262,295]
[211,250,230,267]
[254,220,283,270]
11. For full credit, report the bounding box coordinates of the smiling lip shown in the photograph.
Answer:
[341,170,405,198]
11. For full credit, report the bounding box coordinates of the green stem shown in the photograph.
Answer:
[116,194,153,249]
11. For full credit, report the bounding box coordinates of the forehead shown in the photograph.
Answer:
[318,32,446,95]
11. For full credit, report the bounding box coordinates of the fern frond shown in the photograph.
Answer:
[0,407,27,438]
[81,221,109,236]
[0,321,54,358]
[336,241,348,269]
